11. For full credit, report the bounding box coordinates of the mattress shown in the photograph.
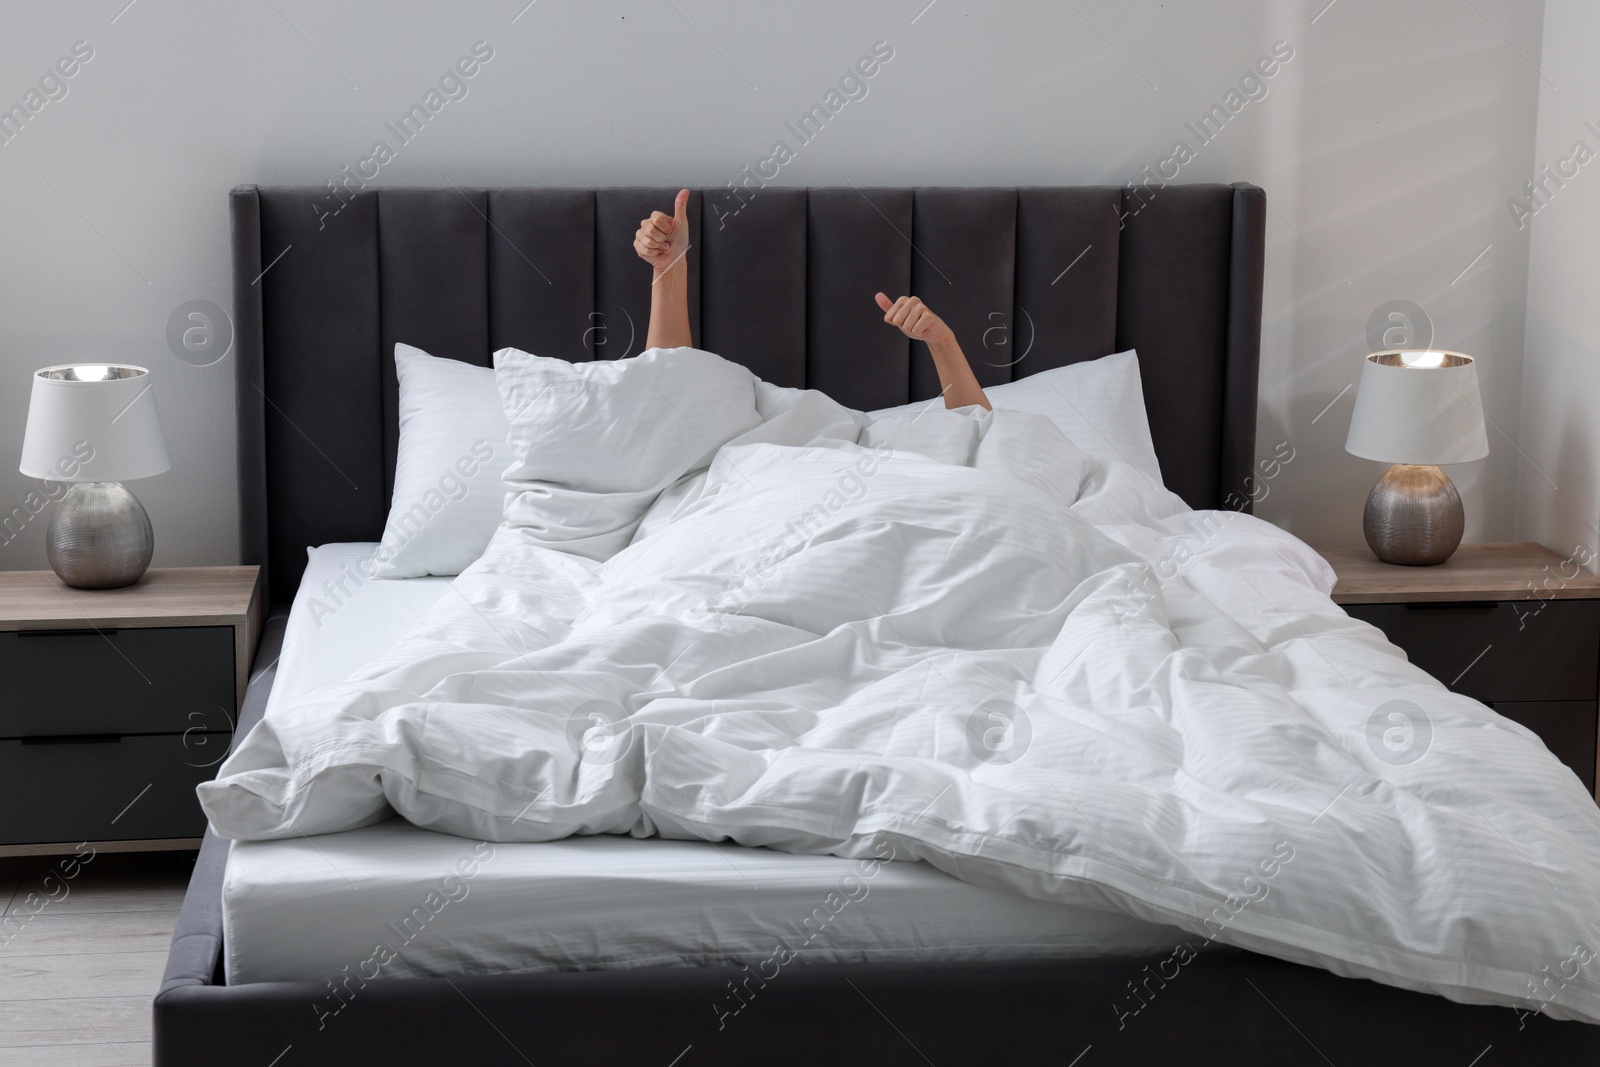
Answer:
[224,543,1188,984]
[264,542,453,714]
[225,818,1192,984]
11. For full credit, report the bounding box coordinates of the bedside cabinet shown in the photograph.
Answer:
[0,566,261,855]
[1324,543,1600,800]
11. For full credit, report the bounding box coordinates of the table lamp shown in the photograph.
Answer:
[19,364,170,588]
[1344,350,1489,566]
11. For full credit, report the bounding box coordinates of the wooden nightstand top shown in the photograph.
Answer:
[1321,543,1600,605]
[0,566,259,630]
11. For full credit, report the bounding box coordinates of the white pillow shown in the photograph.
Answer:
[495,346,763,561]
[870,350,1162,484]
[371,344,511,578]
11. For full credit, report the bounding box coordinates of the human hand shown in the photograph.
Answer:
[874,292,954,347]
[634,189,691,275]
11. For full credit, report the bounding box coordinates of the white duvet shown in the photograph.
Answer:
[202,350,1600,1024]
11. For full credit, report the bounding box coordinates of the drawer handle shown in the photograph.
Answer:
[15,628,119,637]
[1402,602,1497,612]
[19,734,123,746]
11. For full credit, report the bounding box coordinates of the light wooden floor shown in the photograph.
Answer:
[0,851,194,1066]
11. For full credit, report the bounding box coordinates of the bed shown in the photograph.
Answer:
[153,184,1600,1065]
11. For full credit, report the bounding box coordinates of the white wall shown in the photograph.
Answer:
[0,0,1546,570]
[1518,0,1600,571]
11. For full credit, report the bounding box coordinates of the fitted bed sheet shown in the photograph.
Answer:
[264,543,454,714]
[224,543,1187,984]
[225,817,1191,984]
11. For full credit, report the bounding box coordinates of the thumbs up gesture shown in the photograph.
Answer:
[634,189,691,275]
[874,292,954,347]
[874,292,990,410]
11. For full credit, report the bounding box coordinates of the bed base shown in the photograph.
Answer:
[156,848,1596,1067]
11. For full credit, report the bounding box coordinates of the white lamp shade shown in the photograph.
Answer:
[19,364,171,482]
[1344,351,1490,466]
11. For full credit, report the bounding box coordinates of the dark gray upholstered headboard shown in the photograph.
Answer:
[232,184,1265,606]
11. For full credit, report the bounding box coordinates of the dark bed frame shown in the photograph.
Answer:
[153,184,1598,1064]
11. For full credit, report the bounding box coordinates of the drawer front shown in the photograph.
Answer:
[0,626,235,738]
[1491,701,1597,795]
[1343,600,1600,704]
[0,732,226,844]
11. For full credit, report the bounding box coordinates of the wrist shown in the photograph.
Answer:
[653,258,688,284]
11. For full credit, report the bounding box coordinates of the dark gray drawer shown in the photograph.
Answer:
[1492,701,1597,794]
[0,732,227,844]
[1344,600,1600,704]
[0,626,234,738]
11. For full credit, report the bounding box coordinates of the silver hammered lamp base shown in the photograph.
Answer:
[46,482,155,589]
[1362,464,1464,566]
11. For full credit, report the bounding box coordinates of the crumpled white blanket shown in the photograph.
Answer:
[201,378,1600,1023]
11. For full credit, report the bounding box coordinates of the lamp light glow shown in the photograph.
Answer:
[1397,350,1447,368]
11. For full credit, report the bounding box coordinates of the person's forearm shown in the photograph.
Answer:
[647,261,693,349]
[926,337,991,409]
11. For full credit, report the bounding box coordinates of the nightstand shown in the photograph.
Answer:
[0,566,261,855]
[1324,543,1600,800]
